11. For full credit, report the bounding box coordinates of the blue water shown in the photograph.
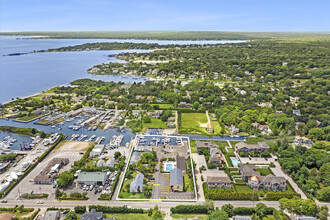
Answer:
[166,164,174,171]
[0,131,32,150]
[0,36,246,103]
[231,158,239,166]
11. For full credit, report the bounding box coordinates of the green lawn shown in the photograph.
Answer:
[256,168,274,176]
[104,213,152,220]
[183,174,193,192]
[210,120,222,135]
[190,140,197,153]
[152,103,174,109]
[234,184,254,193]
[171,214,208,220]
[180,113,209,135]
[118,192,147,199]
[143,118,168,129]
[17,114,40,121]
[234,179,246,184]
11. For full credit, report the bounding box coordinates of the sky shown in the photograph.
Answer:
[1,0,329,31]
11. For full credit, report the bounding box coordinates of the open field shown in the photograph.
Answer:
[180,113,209,134]
[142,118,168,129]
[151,103,174,109]
[55,140,93,151]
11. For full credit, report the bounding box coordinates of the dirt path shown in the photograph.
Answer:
[206,110,211,124]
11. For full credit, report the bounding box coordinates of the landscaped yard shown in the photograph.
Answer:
[179,113,209,134]
[152,103,174,109]
[189,140,197,153]
[17,114,40,121]
[171,214,208,220]
[234,184,254,193]
[256,168,274,176]
[143,118,168,129]
[183,174,193,192]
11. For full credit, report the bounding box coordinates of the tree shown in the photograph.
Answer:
[193,101,200,110]
[143,115,151,123]
[203,200,214,212]
[55,188,62,198]
[207,209,229,220]
[317,186,330,202]
[261,151,270,158]
[308,128,325,140]
[66,211,77,220]
[318,163,330,187]
[255,203,267,219]
[151,205,162,220]
[114,152,121,159]
[221,204,234,217]
[317,206,329,220]
[57,171,74,188]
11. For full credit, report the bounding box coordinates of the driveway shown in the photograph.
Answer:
[192,153,207,169]
[271,161,308,199]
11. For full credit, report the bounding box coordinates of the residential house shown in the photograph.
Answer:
[235,142,269,154]
[293,109,301,116]
[209,145,224,167]
[238,164,259,182]
[294,136,312,145]
[80,209,103,220]
[189,75,197,80]
[207,176,232,189]
[195,141,212,152]
[167,122,176,128]
[233,217,251,220]
[170,168,183,191]
[130,173,145,193]
[44,211,61,220]
[176,156,187,173]
[295,216,317,220]
[248,175,286,191]
[178,102,192,108]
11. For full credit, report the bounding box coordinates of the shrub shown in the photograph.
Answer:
[74,206,86,214]
[264,192,299,201]
[170,205,208,214]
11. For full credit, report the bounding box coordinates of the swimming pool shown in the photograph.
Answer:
[231,158,239,167]
[166,164,174,171]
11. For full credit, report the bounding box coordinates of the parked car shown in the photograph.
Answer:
[89,185,94,191]
[1,200,7,203]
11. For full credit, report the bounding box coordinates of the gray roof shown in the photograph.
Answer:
[207,176,231,183]
[80,209,103,220]
[170,168,183,186]
[77,172,106,182]
[295,217,317,220]
[44,211,60,220]
[176,156,187,170]
[130,173,145,192]
[233,216,252,220]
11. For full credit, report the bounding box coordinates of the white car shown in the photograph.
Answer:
[37,201,44,204]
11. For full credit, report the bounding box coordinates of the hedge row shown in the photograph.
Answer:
[233,206,274,215]
[74,206,87,213]
[170,205,208,214]
[23,208,41,220]
[0,134,63,198]
[89,205,144,214]
[178,109,206,113]
[109,169,122,200]
[203,183,258,201]
[264,192,300,201]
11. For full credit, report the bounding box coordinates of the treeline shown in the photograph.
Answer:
[88,205,144,213]
[0,126,47,138]
[274,137,330,201]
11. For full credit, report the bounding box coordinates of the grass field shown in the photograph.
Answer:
[143,118,168,129]
[152,103,174,109]
[180,113,209,134]
[17,114,40,121]
[183,174,193,192]
[256,168,274,176]
[234,184,254,193]
[171,214,208,220]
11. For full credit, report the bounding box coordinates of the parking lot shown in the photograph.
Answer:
[5,141,88,201]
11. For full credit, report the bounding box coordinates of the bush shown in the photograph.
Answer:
[21,193,48,199]
[170,205,208,214]
[264,192,299,201]
[74,206,86,214]
[89,205,144,214]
